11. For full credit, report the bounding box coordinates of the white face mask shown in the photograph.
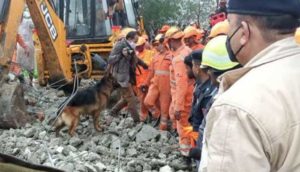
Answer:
[129,41,136,49]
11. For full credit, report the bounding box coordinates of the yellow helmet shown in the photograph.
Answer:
[118,28,136,39]
[208,20,229,39]
[295,27,300,44]
[201,35,239,71]
[183,26,201,39]
[136,37,146,47]
[165,27,184,40]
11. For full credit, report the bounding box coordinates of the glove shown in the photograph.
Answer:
[122,48,129,57]
[140,85,148,93]
[23,45,30,57]
[142,64,149,70]
[140,61,148,69]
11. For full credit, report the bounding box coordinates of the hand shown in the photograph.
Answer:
[175,111,181,121]
[140,85,148,93]
[23,46,30,57]
[122,48,129,57]
[142,64,149,70]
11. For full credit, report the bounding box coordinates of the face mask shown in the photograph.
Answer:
[226,25,244,62]
[129,41,136,49]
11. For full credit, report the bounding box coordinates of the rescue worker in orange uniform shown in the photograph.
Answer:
[143,34,172,130]
[183,26,204,51]
[165,27,194,156]
[135,37,155,121]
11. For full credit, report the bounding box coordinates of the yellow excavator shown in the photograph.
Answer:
[0,0,144,129]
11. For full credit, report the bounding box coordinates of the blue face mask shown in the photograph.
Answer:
[226,25,245,62]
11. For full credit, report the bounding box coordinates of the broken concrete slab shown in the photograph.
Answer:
[136,125,160,143]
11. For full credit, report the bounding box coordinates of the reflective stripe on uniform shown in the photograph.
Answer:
[155,70,170,76]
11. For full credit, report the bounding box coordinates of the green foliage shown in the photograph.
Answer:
[138,0,217,34]
[138,0,181,32]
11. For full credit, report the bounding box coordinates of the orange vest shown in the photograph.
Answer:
[136,49,155,88]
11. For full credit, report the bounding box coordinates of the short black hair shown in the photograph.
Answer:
[126,31,138,40]
[184,54,193,69]
[191,50,203,63]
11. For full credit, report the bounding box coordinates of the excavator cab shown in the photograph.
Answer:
[0,1,9,23]
[53,0,138,44]
[40,0,141,85]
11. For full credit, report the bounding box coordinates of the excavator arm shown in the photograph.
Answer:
[0,0,24,70]
[26,0,73,85]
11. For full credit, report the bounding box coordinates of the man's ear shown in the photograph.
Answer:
[240,21,251,46]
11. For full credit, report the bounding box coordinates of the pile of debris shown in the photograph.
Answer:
[0,82,193,172]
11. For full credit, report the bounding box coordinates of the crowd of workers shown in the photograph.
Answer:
[109,0,300,171]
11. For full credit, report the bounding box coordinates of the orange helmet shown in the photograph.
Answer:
[295,27,300,44]
[136,37,146,47]
[208,20,229,39]
[165,27,184,40]
[183,26,203,39]
[159,25,171,34]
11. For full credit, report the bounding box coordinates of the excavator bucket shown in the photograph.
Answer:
[0,80,33,129]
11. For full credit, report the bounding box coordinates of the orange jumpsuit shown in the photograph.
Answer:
[135,49,155,120]
[170,45,194,156]
[144,50,172,130]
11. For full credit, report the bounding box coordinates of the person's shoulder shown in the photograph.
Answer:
[213,63,294,122]
[114,40,128,50]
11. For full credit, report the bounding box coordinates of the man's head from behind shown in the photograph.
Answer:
[226,0,300,65]
[191,50,206,80]
[184,54,195,79]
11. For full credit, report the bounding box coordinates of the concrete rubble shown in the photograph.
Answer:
[0,82,194,172]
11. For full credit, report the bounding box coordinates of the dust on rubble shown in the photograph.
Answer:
[0,80,193,172]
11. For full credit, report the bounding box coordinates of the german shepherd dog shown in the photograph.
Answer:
[54,75,115,136]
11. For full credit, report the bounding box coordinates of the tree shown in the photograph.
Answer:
[138,0,181,35]
[138,0,216,36]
